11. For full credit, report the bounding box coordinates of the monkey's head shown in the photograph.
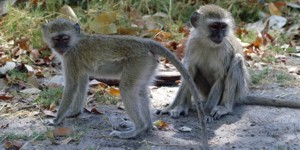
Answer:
[42,19,80,55]
[190,4,234,46]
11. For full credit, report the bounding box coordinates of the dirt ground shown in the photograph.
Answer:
[1,56,300,150]
[1,82,300,150]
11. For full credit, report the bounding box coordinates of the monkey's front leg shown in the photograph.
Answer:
[156,64,197,118]
[50,66,80,125]
[52,81,78,125]
[205,79,224,120]
[156,81,192,118]
[211,54,246,119]
[67,74,88,117]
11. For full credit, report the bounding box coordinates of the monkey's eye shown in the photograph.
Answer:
[62,35,70,42]
[220,23,227,29]
[209,24,219,30]
[52,36,60,42]
[209,22,227,30]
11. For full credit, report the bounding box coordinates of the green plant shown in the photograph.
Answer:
[94,92,119,105]
[35,87,63,108]
[249,67,270,85]
[6,68,28,85]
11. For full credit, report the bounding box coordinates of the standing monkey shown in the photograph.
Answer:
[158,4,300,120]
[42,19,207,141]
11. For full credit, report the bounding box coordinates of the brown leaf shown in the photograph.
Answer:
[49,102,57,111]
[108,87,120,96]
[3,140,13,149]
[12,140,23,148]
[269,2,282,16]
[0,94,13,100]
[154,31,173,42]
[274,2,287,9]
[178,25,190,37]
[117,27,139,35]
[253,33,264,48]
[84,107,103,114]
[53,127,72,137]
[153,120,170,130]
[3,140,23,149]
[30,48,40,62]
[18,37,30,50]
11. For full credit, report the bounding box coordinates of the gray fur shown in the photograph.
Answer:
[157,4,248,120]
[159,4,300,121]
[42,18,206,139]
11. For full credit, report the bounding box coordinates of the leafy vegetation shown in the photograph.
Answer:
[35,87,63,108]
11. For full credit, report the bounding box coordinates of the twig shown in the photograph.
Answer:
[0,135,8,143]
[19,134,41,150]
[139,139,180,146]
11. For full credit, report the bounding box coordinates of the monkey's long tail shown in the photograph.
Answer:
[243,95,300,108]
[150,41,209,150]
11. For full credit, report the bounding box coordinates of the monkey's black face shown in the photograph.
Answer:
[52,34,71,49]
[208,22,227,44]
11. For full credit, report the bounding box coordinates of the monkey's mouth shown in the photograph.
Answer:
[211,39,223,44]
[54,47,68,55]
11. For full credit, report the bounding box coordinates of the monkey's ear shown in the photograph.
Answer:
[190,12,200,27]
[74,23,80,34]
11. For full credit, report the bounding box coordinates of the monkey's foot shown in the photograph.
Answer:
[66,111,81,118]
[156,105,189,119]
[119,121,134,131]
[210,106,231,120]
[110,127,147,139]
[205,115,214,123]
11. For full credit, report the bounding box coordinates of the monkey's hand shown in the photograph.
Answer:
[210,105,231,120]
[156,105,189,119]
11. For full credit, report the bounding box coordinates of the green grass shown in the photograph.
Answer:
[6,68,28,85]
[250,67,293,86]
[93,92,120,105]
[0,132,46,141]
[250,67,270,85]
[35,87,63,108]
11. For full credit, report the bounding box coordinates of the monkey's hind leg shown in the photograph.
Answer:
[210,54,247,119]
[110,57,156,138]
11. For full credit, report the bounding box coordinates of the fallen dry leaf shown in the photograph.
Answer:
[59,5,78,20]
[269,2,282,16]
[53,127,72,137]
[153,120,169,130]
[43,110,57,117]
[0,94,13,100]
[3,140,23,150]
[108,87,120,96]
[49,102,57,111]
[84,107,103,114]
[29,48,41,62]
[17,37,29,50]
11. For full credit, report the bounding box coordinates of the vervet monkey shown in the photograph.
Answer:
[157,4,300,120]
[41,19,206,139]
